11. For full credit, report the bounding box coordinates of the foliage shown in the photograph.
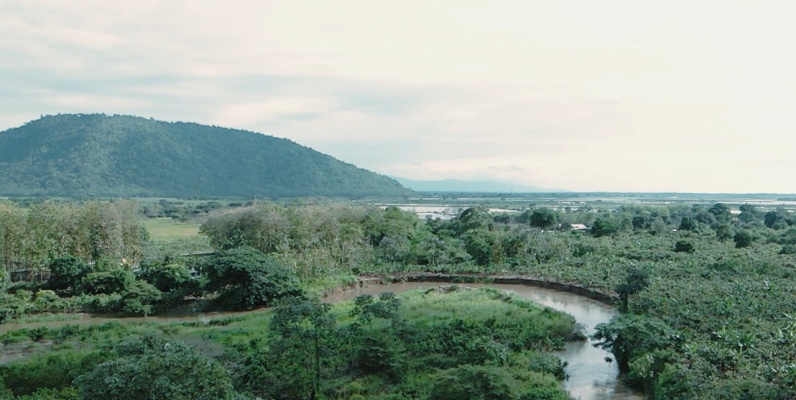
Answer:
[6,198,796,398]
[615,268,649,312]
[79,268,135,295]
[235,288,574,399]
[429,364,520,400]
[590,217,618,237]
[592,314,680,372]
[45,256,88,292]
[529,208,558,230]
[201,247,303,310]
[674,240,695,253]
[733,230,755,248]
[119,280,162,316]
[137,259,201,299]
[74,334,236,400]
[0,351,112,396]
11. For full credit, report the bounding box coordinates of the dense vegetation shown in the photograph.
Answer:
[0,114,411,198]
[196,201,796,399]
[3,198,796,399]
[0,287,575,399]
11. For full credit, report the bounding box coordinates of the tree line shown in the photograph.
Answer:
[0,200,145,277]
[3,199,796,398]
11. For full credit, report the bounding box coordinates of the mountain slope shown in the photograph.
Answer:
[0,114,411,198]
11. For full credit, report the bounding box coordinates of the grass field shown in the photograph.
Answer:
[143,218,201,241]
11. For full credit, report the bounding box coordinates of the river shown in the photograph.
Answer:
[1,281,643,399]
[325,282,643,400]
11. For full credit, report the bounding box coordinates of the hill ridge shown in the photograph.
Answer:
[0,113,411,198]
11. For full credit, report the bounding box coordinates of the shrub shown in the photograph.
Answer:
[119,281,162,316]
[202,247,302,310]
[74,335,236,400]
[0,351,110,396]
[46,256,88,292]
[674,240,695,253]
[430,365,519,400]
[734,230,755,249]
[79,269,135,295]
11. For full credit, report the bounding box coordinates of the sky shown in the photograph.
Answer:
[2,1,795,193]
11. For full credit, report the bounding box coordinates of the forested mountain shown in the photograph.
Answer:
[0,114,411,198]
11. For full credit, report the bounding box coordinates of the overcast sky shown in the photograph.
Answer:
[2,1,795,193]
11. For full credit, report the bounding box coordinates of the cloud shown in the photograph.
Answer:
[1,1,795,193]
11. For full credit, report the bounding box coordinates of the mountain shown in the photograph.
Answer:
[0,114,412,198]
[393,178,561,193]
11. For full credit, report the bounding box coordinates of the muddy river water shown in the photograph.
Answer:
[325,282,643,400]
[2,281,643,399]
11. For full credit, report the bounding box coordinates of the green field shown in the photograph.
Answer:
[143,218,201,241]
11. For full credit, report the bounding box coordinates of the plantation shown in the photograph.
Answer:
[1,198,796,398]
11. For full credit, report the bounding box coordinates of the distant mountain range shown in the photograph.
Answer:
[393,178,562,193]
[0,114,412,198]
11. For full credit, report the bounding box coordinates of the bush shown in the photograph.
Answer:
[46,256,88,292]
[202,247,302,310]
[79,269,135,295]
[430,365,519,400]
[0,351,111,396]
[591,218,618,237]
[0,293,28,323]
[137,261,199,295]
[674,240,695,253]
[83,293,123,313]
[74,334,236,400]
[119,281,162,316]
[734,230,755,249]
[526,351,568,380]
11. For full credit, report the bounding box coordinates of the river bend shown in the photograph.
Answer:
[326,282,643,400]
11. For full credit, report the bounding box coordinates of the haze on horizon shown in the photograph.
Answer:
[2,1,795,194]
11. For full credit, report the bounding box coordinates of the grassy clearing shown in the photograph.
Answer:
[143,218,201,241]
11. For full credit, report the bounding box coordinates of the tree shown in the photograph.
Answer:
[200,205,291,253]
[456,207,492,235]
[45,256,88,292]
[764,210,789,229]
[349,293,405,381]
[592,314,679,372]
[674,240,695,253]
[529,209,558,230]
[463,229,497,266]
[430,365,519,400]
[615,268,649,312]
[74,335,236,400]
[261,297,337,400]
[734,230,755,249]
[678,217,698,231]
[590,218,618,237]
[632,215,650,231]
[738,204,760,224]
[79,268,135,295]
[119,280,162,316]
[714,223,734,241]
[137,260,201,301]
[708,203,731,222]
[201,247,302,310]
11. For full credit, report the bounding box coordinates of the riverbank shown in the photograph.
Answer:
[360,272,620,305]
